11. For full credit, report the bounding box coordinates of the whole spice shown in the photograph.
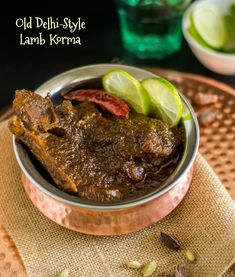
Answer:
[174,265,188,277]
[160,231,181,251]
[142,261,157,277]
[126,260,142,269]
[192,92,218,106]
[63,89,130,117]
[186,250,196,263]
[198,109,218,126]
[55,269,69,277]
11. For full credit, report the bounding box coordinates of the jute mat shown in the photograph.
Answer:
[0,120,234,277]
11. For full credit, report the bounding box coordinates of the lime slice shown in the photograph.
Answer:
[141,77,182,127]
[188,12,212,50]
[182,102,191,121]
[102,69,150,114]
[192,4,227,49]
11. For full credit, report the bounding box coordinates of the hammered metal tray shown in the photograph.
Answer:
[0,68,234,277]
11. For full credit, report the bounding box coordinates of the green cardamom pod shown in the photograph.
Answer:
[55,269,69,277]
[142,261,157,277]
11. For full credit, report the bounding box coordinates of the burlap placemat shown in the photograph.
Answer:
[0,120,234,277]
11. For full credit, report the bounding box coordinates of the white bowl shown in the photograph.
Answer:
[182,0,235,75]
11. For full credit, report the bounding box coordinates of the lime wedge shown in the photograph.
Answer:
[141,77,182,127]
[102,69,150,115]
[192,4,227,49]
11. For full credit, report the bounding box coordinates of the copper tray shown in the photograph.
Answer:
[0,68,234,276]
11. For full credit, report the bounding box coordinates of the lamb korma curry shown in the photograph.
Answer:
[9,87,184,202]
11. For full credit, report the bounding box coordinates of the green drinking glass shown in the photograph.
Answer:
[115,0,191,59]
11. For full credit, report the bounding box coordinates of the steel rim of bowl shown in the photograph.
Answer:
[13,64,200,210]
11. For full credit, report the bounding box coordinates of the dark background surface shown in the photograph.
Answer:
[0,0,235,112]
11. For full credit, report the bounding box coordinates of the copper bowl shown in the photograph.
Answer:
[13,64,200,236]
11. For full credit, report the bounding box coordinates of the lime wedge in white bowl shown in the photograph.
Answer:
[102,69,150,115]
[182,0,235,75]
[188,12,212,50]
[141,77,182,128]
[191,3,227,49]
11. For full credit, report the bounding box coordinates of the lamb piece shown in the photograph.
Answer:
[9,93,79,194]
[9,90,183,202]
[13,89,58,132]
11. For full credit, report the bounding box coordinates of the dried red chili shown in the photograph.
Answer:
[63,89,130,118]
